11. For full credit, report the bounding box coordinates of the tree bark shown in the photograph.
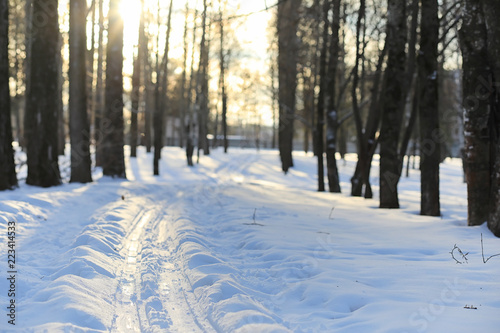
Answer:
[101,0,125,178]
[418,0,440,216]
[130,9,142,159]
[69,0,92,183]
[179,2,190,150]
[25,0,62,187]
[219,2,228,153]
[326,0,341,193]
[459,0,491,226]
[379,0,407,208]
[278,0,301,173]
[196,0,209,159]
[350,0,366,196]
[480,0,500,234]
[57,30,65,156]
[154,0,173,175]
[0,0,18,190]
[94,0,104,166]
[185,9,199,166]
[315,0,329,192]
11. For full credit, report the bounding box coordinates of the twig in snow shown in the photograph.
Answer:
[243,208,264,226]
[481,233,500,263]
[450,244,468,264]
[329,207,335,220]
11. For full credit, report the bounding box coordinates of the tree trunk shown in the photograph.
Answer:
[69,0,92,183]
[186,9,198,166]
[0,0,17,190]
[418,0,440,216]
[154,0,174,175]
[219,3,229,153]
[178,2,190,149]
[397,0,420,172]
[57,30,65,156]
[87,0,96,138]
[196,0,209,159]
[350,0,366,196]
[315,0,329,192]
[94,0,104,166]
[379,0,407,208]
[130,3,144,159]
[459,0,491,226]
[480,0,500,234]
[25,0,62,187]
[101,0,125,178]
[326,0,341,193]
[142,9,152,154]
[278,0,301,173]
[130,50,140,158]
[351,1,394,199]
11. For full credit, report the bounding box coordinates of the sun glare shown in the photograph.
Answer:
[119,0,141,40]
[118,0,142,76]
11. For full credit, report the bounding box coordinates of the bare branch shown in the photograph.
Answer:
[481,233,500,263]
[450,244,468,264]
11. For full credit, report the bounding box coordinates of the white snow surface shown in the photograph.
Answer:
[1,147,500,333]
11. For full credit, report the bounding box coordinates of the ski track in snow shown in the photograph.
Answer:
[2,147,500,332]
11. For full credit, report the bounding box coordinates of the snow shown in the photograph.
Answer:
[1,147,500,332]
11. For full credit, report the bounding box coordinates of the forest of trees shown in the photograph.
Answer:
[0,1,499,235]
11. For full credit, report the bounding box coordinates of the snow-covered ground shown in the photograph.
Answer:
[1,147,500,333]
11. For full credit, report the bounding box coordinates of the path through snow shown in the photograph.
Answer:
[1,147,500,332]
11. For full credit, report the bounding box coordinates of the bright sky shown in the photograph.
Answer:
[117,0,275,125]
[118,0,273,72]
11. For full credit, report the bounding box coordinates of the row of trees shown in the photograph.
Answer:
[275,0,500,236]
[1,0,239,187]
[276,0,443,214]
[1,0,500,236]
[0,0,125,188]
